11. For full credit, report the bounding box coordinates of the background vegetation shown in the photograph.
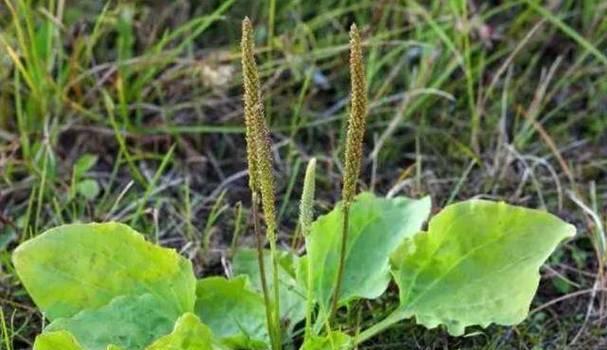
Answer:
[1,0,606,348]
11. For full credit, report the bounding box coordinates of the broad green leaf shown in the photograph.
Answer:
[232,248,306,331]
[391,200,576,336]
[305,192,431,312]
[32,332,124,350]
[12,222,196,320]
[34,331,83,350]
[300,331,352,350]
[194,276,268,349]
[46,293,179,350]
[146,313,223,350]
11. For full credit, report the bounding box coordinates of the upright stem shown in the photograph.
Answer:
[252,193,278,350]
[268,238,282,349]
[330,203,350,321]
[304,244,314,337]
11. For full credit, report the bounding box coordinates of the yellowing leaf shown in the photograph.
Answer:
[300,331,352,350]
[391,200,576,335]
[33,331,83,350]
[12,222,196,321]
[146,313,222,350]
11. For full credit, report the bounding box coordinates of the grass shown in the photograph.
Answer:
[1,0,606,348]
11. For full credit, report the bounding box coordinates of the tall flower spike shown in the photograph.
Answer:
[241,18,281,350]
[241,17,261,193]
[256,123,278,240]
[331,23,368,322]
[241,18,278,241]
[342,24,368,204]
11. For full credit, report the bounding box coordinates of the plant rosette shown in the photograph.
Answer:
[13,192,574,350]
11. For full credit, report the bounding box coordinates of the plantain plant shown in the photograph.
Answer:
[12,19,575,350]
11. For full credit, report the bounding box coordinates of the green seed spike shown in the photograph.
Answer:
[241,17,261,193]
[241,17,281,350]
[342,23,368,204]
[299,158,317,236]
[241,18,278,242]
[253,110,281,348]
[255,117,278,242]
[331,23,368,322]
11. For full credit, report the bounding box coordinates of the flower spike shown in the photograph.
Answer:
[342,23,368,204]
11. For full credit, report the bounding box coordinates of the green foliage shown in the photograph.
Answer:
[73,155,98,177]
[303,193,431,313]
[195,276,268,348]
[13,195,574,349]
[8,12,576,349]
[34,314,224,350]
[72,155,101,200]
[33,331,84,350]
[45,293,178,350]
[3,0,602,348]
[12,222,195,320]
[390,200,576,336]
[146,313,222,350]
[232,249,306,332]
[13,223,199,349]
[75,179,101,200]
[300,331,352,350]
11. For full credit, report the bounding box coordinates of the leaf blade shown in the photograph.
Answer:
[194,276,268,349]
[145,313,222,350]
[392,200,575,335]
[300,331,353,350]
[33,331,83,350]
[12,222,196,320]
[232,248,306,332]
[305,192,431,312]
[46,293,179,350]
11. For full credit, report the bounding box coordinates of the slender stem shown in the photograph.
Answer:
[252,193,278,350]
[311,309,329,335]
[268,238,282,349]
[330,203,350,322]
[304,240,314,337]
[355,309,408,345]
[267,0,276,54]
